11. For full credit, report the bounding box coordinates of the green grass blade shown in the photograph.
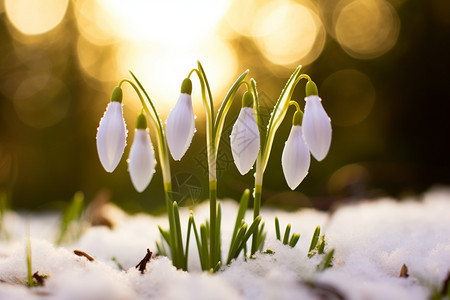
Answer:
[190,214,206,270]
[200,224,210,270]
[56,192,84,245]
[237,216,262,255]
[261,65,302,172]
[184,214,194,270]
[275,217,281,240]
[26,222,33,286]
[289,233,300,248]
[229,189,250,256]
[155,240,164,256]
[257,222,266,250]
[249,78,264,152]
[283,224,291,245]
[197,61,215,119]
[319,248,335,271]
[129,71,164,132]
[258,231,267,251]
[173,202,185,270]
[227,223,247,264]
[309,226,321,253]
[318,234,326,255]
[258,221,265,238]
[158,226,171,246]
[212,261,222,273]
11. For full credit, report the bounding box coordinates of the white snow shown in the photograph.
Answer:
[1,187,450,299]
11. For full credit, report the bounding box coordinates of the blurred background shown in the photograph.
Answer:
[0,0,449,213]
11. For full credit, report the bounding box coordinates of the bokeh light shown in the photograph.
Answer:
[1,0,449,211]
[252,1,325,66]
[320,69,375,127]
[77,36,119,82]
[5,0,69,35]
[13,76,70,128]
[116,38,238,115]
[74,0,118,46]
[226,0,262,37]
[334,0,400,59]
[98,0,231,47]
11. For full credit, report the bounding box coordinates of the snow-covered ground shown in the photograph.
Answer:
[1,187,450,299]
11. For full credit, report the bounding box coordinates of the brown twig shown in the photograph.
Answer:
[74,250,95,261]
[135,249,152,274]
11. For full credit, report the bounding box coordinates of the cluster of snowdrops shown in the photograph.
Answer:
[96,62,332,271]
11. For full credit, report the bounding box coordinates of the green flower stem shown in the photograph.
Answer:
[189,64,218,269]
[250,66,312,255]
[26,223,32,286]
[119,77,180,269]
[188,62,249,270]
[289,100,301,112]
[251,177,263,254]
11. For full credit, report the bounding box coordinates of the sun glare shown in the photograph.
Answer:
[5,0,69,35]
[75,0,235,115]
[252,1,325,67]
[116,38,238,115]
[98,0,231,47]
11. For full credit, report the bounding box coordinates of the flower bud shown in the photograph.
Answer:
[128,113,156,192]
[230,106,260,175]
[96,87,127,172]
[302,95,331,161]
[282,125,310,189]
[166,78,195,161]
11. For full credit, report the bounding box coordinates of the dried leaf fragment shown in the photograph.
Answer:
[32,272,47,286]
[399,264,409,278]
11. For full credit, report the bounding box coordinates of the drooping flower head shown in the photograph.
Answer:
[165,78,195,161]
[96,86,127,172]
[302,81,332,161]
[128,113,156,192]
[282,110,310,190]
[230,91,260,175]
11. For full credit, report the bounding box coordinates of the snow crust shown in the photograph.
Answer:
[1,188,450,299]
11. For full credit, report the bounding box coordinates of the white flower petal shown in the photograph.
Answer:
[96,102,127,172]
[230,107,260,175]
[302,95,332,161]
[165,93,195,161]
[282,126,310,190]
[128,129,156,192]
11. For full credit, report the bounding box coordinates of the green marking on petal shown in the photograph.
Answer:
[242,91,253,108]
[292,110,303,126]
[136,113,147,129]
[305,80,318,97]
[181,78,192,95]
[111,86,123,102]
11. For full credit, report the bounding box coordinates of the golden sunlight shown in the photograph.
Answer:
[334,0,400,59]
[5,0,69,35]
[252,1,325,66]
[73,0,236,115]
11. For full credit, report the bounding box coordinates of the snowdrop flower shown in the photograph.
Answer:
[128,113,156,192]
[302,81,332,161]
[230,92,260,175]
[96,87,127,173]
[282,111,310,190]
[166,78,195,161]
